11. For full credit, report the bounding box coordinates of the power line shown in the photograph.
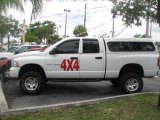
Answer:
[84,3,87,29]
[37,8,110,21]
[87,8,110,14]
[114,26,128,37]
[88,18,113,31]
[86,5,111,10]
[37,5,111,19]
[71,18,113,37]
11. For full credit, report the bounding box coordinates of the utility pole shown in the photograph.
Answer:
[111,12,116,38]
[150,21,152,38]
[8,15,11,50]
[146,1,150,38]
[111,8,116,38]
[84,3,87,29]
[22,19,26,45]
[56,25,61,34]
[64,9,70,38]
[7,34,10,50]
[112,17,115,37]
[146,16,149,38]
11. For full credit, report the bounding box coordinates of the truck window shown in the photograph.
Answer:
[107,42,155,52]
[83,39,99,53]
[56,39,79,54]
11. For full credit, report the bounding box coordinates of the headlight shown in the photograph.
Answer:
[12,61,19,67]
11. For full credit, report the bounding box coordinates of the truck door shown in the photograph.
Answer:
[46,39,80,78]
[79,38,105,79]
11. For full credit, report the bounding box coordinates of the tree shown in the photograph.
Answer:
[134,34,141,38]
[27,20,56,44]
[0,0,43,19]
[0,15,21,45]
[73,25,88,37]
[110,0,160,26]
[25,31,38,43]
[155,41,160,49]
[134,34,148,38]
[48,34,60,45]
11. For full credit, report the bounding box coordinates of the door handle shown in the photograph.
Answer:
[95,57,102,59]
[70,57,78,60]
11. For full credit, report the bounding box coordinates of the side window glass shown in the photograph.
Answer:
[107,42,155,52]
[56,40,79,54]
[83,39,99,53]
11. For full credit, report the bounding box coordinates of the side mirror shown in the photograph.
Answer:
[14,51,18,54]
[49,48,57,55]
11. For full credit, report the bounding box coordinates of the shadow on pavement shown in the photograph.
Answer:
[2,80,122,109]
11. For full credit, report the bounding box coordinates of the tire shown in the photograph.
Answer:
[119,73,143,94]
[44,79,48,83]
[1,67,9,81]
[109,79,119,87]
[20,71,44,95]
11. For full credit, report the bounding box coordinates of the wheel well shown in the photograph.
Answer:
[119,64,144,78]
[18,64,46,79]
[0,65,7,73]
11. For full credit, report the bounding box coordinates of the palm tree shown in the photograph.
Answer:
[0,0,43,18]
[145,0,160,25]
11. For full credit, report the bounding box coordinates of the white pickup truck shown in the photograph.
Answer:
[9,37,159,95]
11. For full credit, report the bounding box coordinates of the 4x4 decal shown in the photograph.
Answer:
[60,59,79,71]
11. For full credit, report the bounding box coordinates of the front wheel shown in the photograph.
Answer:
[119,73,143,94]
[20,71,44,95]
[1,67,10,81]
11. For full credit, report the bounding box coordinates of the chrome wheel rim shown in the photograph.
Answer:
[126,78,139,92]
[24,77,39,91]
[4,69,9,78]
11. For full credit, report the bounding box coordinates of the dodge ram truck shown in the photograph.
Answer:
[9,37,159,95]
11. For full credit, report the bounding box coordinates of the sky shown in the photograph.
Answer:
[7,0,160,41]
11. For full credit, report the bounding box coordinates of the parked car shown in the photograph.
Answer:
[0,58,10,80]
[0,45,47,80]
[28,46,47,52]
[8,46,21,53]
[0,45,47,60]
[0,46,6,52]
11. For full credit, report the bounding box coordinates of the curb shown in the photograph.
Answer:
[0,80,8,114]
[2,92,160,115]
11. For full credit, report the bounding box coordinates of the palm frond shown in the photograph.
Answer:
[30,0,43,19]
[0,0,23,15]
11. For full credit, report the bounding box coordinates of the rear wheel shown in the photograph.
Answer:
[119,73,143,93]
[20,71,44,95]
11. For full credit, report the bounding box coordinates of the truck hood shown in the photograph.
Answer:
[13,51,44,59]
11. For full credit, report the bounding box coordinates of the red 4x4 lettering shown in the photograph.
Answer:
[67,59,74,71]
[61,59,79,71]
[60,59,67,71]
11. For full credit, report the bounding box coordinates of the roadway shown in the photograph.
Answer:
[1,77,160,109]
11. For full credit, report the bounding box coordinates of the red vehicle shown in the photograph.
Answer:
[28,47,47,52]
[0,58,10,80]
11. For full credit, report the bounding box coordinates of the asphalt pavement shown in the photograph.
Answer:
[1,77,160,109]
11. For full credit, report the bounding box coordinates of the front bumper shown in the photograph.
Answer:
[9,67,20,79]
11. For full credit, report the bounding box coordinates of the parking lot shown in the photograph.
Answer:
[1,77,160,109]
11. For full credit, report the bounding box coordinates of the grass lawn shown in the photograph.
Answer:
[1,94,160,120]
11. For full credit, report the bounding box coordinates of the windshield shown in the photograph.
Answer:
[8,47,19,53]
[15,46,30,54]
